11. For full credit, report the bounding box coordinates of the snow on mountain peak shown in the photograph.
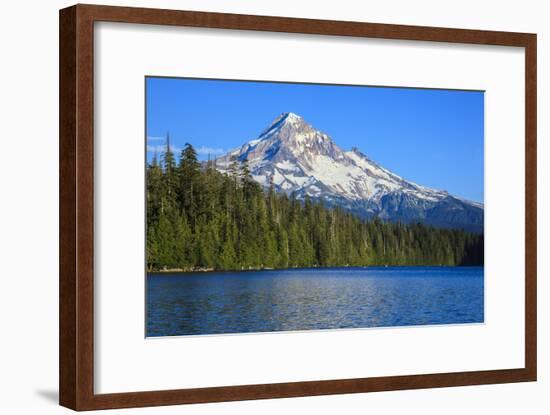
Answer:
[256,112,303,141]
[265,112,302,128]
[283,112,302,121]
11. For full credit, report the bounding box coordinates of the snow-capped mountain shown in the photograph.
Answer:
[214,112,483,232]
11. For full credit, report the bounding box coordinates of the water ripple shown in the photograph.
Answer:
[146,266,484,337]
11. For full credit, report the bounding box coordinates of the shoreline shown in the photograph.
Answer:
[147,264,484,275]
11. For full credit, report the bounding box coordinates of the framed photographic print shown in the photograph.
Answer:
[59,4,537,410]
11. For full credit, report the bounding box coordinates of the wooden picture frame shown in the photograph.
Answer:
[59,4,537,410]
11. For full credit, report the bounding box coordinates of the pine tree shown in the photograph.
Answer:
[162,133,177,205]
[178,143,201,224]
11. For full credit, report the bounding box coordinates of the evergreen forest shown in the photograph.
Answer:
[146,141,483,271]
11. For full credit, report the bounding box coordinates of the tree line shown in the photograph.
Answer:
[146,139,483,271]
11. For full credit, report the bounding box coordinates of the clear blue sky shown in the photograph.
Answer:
[146,77,484,203]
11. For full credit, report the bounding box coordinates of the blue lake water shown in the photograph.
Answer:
[146,266,484,337]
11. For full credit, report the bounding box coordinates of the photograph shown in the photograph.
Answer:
[145,77,485,337]
[1,1,539,412]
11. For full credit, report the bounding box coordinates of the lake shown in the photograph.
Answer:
[146,266,484,337]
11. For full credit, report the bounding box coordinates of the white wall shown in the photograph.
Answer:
[0,0,547,414]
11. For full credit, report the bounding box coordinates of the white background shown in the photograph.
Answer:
[0,0,547,414]
[95,22,525,393]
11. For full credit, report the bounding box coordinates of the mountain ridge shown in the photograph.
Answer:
[214,112,483,233]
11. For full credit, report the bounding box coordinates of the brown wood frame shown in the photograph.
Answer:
[59,3,537,411]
